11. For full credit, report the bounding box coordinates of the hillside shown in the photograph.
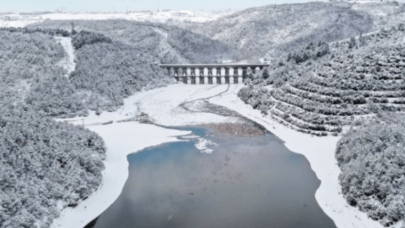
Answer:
[0,28,176,227]
[0,27,173,113]
[0,29,110,228]
[11,1,405,65]
[0,29,86,117]
[28,20,239,64]
[237,22,405,226]
[239,23,405,136]
[336,114,405,227]
[0,105,105,228]
[185,1,405,63]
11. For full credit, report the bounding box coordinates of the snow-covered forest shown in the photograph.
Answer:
[187,1,405,62]
[0,27,174,114]
[0,28,171,227]
[238,23,405,136]
[0,30,107,228]
[28,20,239,64]
[336,114,405,227]
[0,30,86,117]
[69,29,172,111]
[186,2,373,62]
[0,105,105,228]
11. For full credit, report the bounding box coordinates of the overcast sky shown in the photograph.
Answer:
[3,0,326,12]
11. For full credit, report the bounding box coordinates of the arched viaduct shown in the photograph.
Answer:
[159,64,269,84]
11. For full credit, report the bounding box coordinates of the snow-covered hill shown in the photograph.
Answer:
[237,22,405,226]
[3,2,404,64]
[29,20,238,64]
[239,22,405,136]
[185,1,405,62]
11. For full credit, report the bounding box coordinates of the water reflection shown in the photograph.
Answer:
[92,126,336,228]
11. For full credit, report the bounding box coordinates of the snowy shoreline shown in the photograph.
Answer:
[50,84,237,228]
[50,89,192,228]
[52,84,387,228]
[50,122,190,228]
[209,84,386,228]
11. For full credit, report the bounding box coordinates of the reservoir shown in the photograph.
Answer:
[89,121,336,228]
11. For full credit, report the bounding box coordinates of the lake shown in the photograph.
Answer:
[89,123,336,228]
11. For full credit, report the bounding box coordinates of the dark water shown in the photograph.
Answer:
[91,126,336,228]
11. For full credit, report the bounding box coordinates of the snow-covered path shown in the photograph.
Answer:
[55,37,76,78]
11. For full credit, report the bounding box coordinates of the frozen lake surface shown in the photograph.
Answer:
[90,123,336,228]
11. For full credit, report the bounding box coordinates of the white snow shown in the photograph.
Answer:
[180,135,200,139]
[194,138,217,154]
[54,37,75,78]
[136,84,241,126]
[0,10,234,28]
[51,89,191,228]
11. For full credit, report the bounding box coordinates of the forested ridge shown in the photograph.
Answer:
[0,27,170,227]
[238,23,405,136]
[237,21,405,226]
[336,115,405,227]
[186,2,380,62]
[0,105,105,228]
[28,20,238,64]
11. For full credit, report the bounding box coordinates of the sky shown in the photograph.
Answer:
[1,0,321,12]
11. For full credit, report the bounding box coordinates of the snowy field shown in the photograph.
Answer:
[53,84,390,228]
[137,84,241,126]
[0,10,233,28]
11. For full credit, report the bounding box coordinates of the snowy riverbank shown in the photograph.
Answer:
[51,89,192,228]
[51,84,237,228]
[209,84,385,228]
[52,83,386,228]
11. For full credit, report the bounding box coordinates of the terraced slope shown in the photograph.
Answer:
[239,23,405,136]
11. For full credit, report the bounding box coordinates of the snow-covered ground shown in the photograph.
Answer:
[137,84,241,126]
[53,83,387,228]
[55,37,75,78]
[0,10,233,28]
[51,122,189,228]
[51,84,236,228]
[51,90,192,228]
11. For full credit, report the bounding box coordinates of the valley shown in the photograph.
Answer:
[2,1,405,228]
